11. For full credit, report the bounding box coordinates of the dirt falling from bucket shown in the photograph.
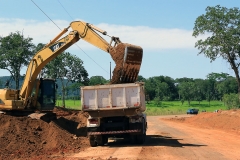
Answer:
[109,43,142,84]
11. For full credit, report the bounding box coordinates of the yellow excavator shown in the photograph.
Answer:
[0,21,143,116]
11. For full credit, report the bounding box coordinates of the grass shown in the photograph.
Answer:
[145,100,225,116]
[56,99,81,110]
[56,99,226,115]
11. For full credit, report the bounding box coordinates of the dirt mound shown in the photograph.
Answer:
[163,109,240,134]
[0,108,89,159]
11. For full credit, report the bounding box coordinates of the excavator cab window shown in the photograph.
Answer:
[38,79,56,110]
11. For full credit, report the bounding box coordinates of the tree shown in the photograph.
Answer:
[178,82,195,105]
[144,77,157,101]
[0,31,35,89]
[155,81,168,101]
[0,79,2,88]
[89,76,108,85]
[137,75,146,82]
[43,51,89,107]
[193,5,240,100]
[217,76,238,98]
[206,72,227,100]
[194,79,206,104]
[207,72,229,82]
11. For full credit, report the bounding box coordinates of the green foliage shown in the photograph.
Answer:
[178,81,195,105]
[193,5,240,96]
[146,100,225,115]
[1,72,238,103]
[55,99,226,115]
[194,79,205,103]
[137,75,146,82]
[145,76,178,101]
[155,81,168,100]
[89,76,108,85]
[56,99,81,110]
[216,76,238,96]
[0,31,35,89]
[153,96,162,107]
[181,99,184,105]
[43,51,89,85]
[42,51,89,107]
[207,72,229,81]
[223,93,240,109]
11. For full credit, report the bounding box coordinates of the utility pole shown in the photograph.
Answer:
[110,62,111,81]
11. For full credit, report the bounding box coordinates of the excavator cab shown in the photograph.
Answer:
[36,79,56,111]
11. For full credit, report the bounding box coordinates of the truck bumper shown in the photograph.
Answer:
[88,129,141,135]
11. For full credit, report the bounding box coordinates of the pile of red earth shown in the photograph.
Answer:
[164,109,240,134]
[0,107,89,160]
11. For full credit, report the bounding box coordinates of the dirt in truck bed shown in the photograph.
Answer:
[0,107,89,160]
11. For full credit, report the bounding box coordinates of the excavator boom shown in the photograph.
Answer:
[0,20,143,112]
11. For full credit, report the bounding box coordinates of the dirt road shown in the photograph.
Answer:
[67,115,240,160]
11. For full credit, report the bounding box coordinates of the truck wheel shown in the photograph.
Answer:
[103,136,108,145]
[136,119,146,144]
[130,135,136,144]
[89,136,97,147]
[97,135,104,146]
[136,133,146,144]
[98,135,108,146]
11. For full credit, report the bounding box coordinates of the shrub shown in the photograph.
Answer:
[223,93,240,109]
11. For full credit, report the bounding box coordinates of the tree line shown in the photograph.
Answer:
[138,73,238,105]
[0,72,237,102]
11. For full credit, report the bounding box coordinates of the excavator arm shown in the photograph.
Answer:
[20,21,115,102]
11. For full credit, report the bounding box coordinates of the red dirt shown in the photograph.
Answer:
[2,108,239,159]
[0,107,89,160]
[163,109,240,135]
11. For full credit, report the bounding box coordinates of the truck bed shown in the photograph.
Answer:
[81,82,145,117]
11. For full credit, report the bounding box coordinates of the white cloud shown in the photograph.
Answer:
[97,23,198,50]
[0,18,69,44]
[0,18,206,50]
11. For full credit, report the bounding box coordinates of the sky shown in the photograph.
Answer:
[0,0,239,80]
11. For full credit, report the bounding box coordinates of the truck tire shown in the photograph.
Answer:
[136,118,146,144]
[136,133,146,144]
[103,136,108,145]
[89,135,97,147]
[130,135,136,144]
[97,135,107,146]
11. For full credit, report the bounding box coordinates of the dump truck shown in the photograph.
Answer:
[81,82,147,147]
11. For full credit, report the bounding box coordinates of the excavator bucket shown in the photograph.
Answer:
[110,43,143,84]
